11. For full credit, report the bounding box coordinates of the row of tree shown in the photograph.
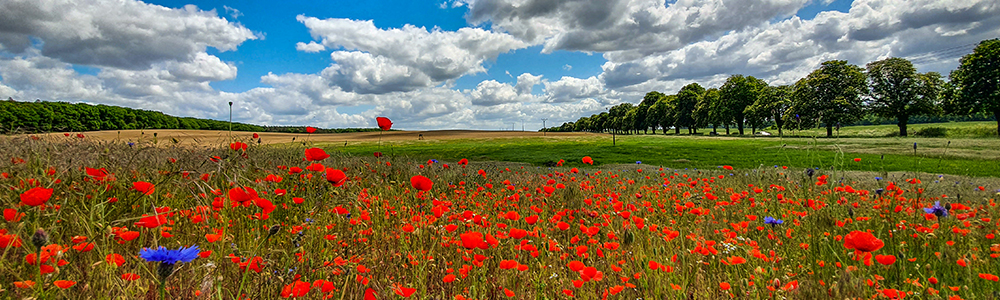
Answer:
[0,100,382,134]
[545,39,1000,137]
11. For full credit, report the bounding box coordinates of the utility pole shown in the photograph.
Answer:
[521,120,524,132]
[228,101,233,140]
[607,107,615,146]
[541,118,547,136]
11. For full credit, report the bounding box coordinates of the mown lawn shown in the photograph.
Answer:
[330,133,1000,178]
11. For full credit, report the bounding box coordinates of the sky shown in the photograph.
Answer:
[1,0,997,131]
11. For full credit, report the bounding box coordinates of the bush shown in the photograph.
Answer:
[914,127,947,137]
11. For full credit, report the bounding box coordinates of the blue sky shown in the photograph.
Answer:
[1,0,997,130]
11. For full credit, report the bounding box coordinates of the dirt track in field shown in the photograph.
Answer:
[33,129,596,147]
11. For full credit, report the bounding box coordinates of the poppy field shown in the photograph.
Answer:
[1,133,999,300]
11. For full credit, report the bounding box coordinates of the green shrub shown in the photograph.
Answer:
[914,127,947,137]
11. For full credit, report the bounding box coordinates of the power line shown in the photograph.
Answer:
[904,43,978,60]
[904,42,980,65]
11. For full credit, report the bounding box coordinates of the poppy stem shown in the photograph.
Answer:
[338,270,351,300]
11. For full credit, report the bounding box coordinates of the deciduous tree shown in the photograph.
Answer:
[950,39,1000,136]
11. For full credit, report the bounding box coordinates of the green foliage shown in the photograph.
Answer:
[950,38,1000,136]
[0,100,266,133]
[642,91,668,133]
[788,60,867,136]
[0,100,386,134]
[719,75,767,135]
[748,85,792,136]
[913,126,947,137]
[865,57,942,136]
[673,83,704,133]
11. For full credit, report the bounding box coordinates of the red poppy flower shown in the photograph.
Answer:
[720,282,731,290]
[881,289,902,299]
[54,280,75,289]
[4,208,21,222]
[85,167,113,182]
[0,233,23,248]
[228,187,259,205]
[121,273,140,281]
[410,175,433,192]
[132,181,155,195]
[875,254,896,265]
[306,126,317,133]
[229,142,248,151]
[326,168,347,187]
[304,148,330,161]
[252,133,259,139]
[843,230,883,253]
[392,283,416,298]
[306,163,325,172]
[106,253,125,267]
[503,288,514,298]
[20,187,53,206]
[134,214,167,228]
[582,156,593,165]
[979,273,1000,281]
[376,117,393,131]
[364,288,378,300]
[373,152,382,158]
[854,158,862,162]
[280,280,311,298]
[460,232,488,249]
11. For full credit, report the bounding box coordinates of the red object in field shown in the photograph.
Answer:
[376,117,393,131]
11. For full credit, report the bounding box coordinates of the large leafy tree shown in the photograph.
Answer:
[788,60,867,137]
[865,57,941,136]
[635,91,662,134]
[673,83,704,134]
[646,94,675,134]
[748,85,792,136]
[719,75,767,135]
[608,103,634,134]
[950,39,1000,136]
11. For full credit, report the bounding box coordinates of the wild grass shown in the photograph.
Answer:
[0,135,998,299]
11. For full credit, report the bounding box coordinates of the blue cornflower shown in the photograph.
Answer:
[923,201,948,217]
[431,159,439,163]
[764,216,784,226]
[636,161,642,164]
[140,245,200,264]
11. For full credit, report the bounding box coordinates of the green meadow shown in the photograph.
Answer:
[330,122,1000,178]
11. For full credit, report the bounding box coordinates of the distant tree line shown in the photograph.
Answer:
[544,38,1000,137]
[0,100,383,134]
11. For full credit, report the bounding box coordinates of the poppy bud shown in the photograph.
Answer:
[268,225,281,238]
[31,228,49,250]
